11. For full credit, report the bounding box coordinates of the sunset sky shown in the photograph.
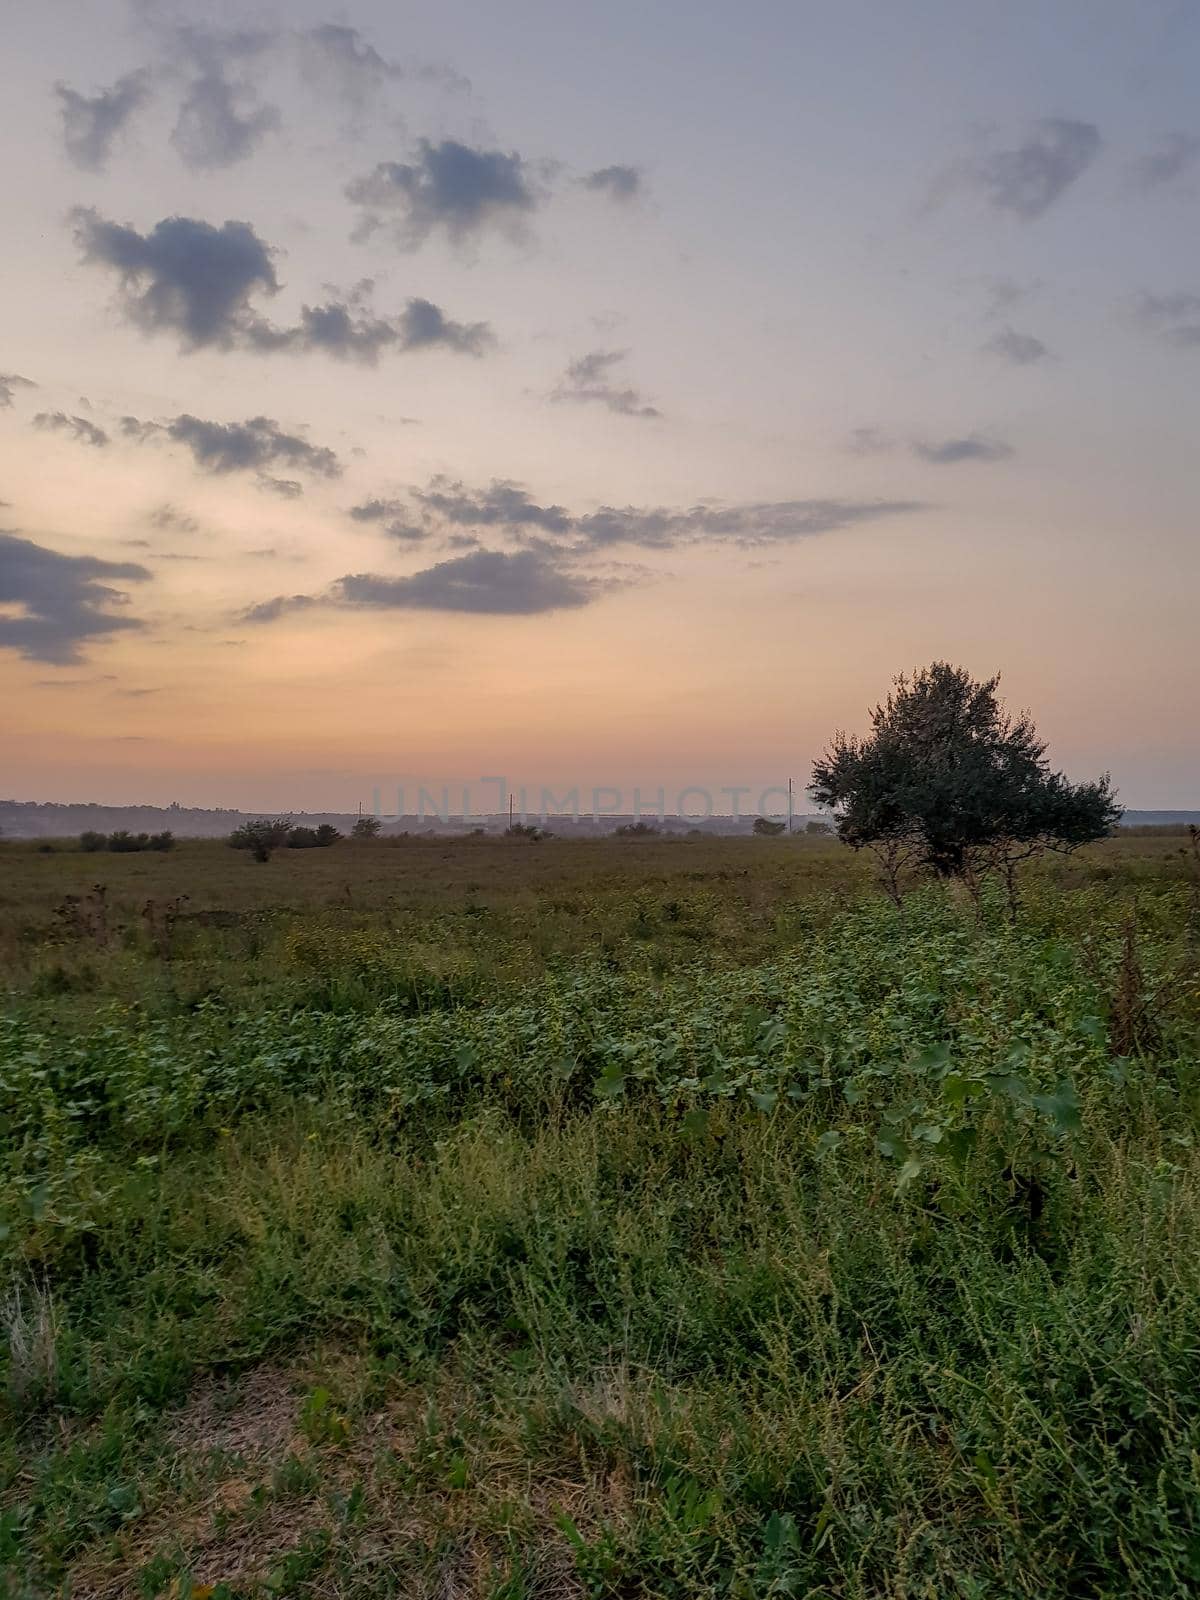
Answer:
[2,0,1197,811]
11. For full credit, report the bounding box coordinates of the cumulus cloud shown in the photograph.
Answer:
[1133,133,1200,191]
[56,71,151,171]
[552,350,661,419]
[0,531,150,663]
[983,327,1052,365]
[1134,291,1200,348]
[581,164,643,200]
[913,435,1014,464]
[33,411,110,448]
[169,27,281,170]
[0,373,35,409]
[968,118,1100,218]
[262,295,494,360]
[346,139,540,247]
[74,209,280,349]
[124,414,341,479]
[75,209,491,361]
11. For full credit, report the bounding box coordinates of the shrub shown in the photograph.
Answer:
[351,816,382,840]
[314,824,342,847]
[79,831,106,853]
[229,817,293,863]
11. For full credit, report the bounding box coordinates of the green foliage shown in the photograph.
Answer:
[350,816,382,840]
[811,663,1121,906]
[228,817,293,863]
[0,839,1197,1596]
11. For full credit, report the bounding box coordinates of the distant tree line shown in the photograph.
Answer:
[80,830,175,853]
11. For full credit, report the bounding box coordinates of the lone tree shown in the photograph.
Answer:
[810,663,1120,914]
[229,816,293,863]
[753,816,786,836]
[351,815,382,840]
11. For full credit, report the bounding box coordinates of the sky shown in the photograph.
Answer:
[1,0,1197,812]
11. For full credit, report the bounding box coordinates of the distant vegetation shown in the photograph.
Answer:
[79,828,175,854]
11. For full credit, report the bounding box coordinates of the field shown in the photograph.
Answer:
[2,831,1199,1598]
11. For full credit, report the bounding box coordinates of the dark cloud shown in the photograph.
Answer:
[124,413,341,479]
[346,139,539,247]
[846,426,893,455]
[913,435,1014,464]
[413,479,575,535]
[970,119,1100,218]
[262,295,494,361]
[248,548,598,623]
[581,165,643,200]
[169,27,281,170]
[56,71,151,172]
[34,411,110,448]
[1133,133,1200,191]
[353,476,921,554]
[1134,291,1200,348]
[983,327,1052,365]
[74,209,279,349]
[75,210,490,361]
[0,373,35,409]
[0,531,150,664]
[552,350,661,419]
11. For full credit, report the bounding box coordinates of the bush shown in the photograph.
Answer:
[287,827,321,850]
[614,821,660,837]
[753,817,786,836]
[148,831,175,852]
[314,824,342,847]
[351,816,382,840]
[229,817,293,863]
[79,831,106,853]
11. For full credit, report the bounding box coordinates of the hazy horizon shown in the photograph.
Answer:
[3,1,1198,809]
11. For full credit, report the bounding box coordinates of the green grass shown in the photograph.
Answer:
[1,837,1199,1596]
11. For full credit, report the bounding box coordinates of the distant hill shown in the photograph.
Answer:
[1,799,1195,841]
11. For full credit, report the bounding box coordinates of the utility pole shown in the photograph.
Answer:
[509,791,514,828]
[787,777,794,834]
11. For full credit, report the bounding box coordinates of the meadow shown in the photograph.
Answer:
[1,830,1199,1598]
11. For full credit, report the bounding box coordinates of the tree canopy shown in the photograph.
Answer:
[810,663,1121,909]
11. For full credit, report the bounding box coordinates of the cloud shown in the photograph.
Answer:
[262,295,493,361]
[581,165,643,200]
[983,327,1052,365]
[75,209,279,349]
[257,475,304,498]
[1133,132,1200,191]
[354,476,922,553]
[75,210,490,361]
[124,414,341,479]
[913,435,1014,464]
[552,350,661,418]
[169,27,281,170]
[33,412,110,448]
[1134,291,1200,348]
[148,503,199,534]
[0,531,150,663]
[297,23,399,114]
[969,119,1101,218]
[846,426,894,455]
[55,71,151,171]
[346,139,540,248]
[248,548,598,623]
[0,373,35,409]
